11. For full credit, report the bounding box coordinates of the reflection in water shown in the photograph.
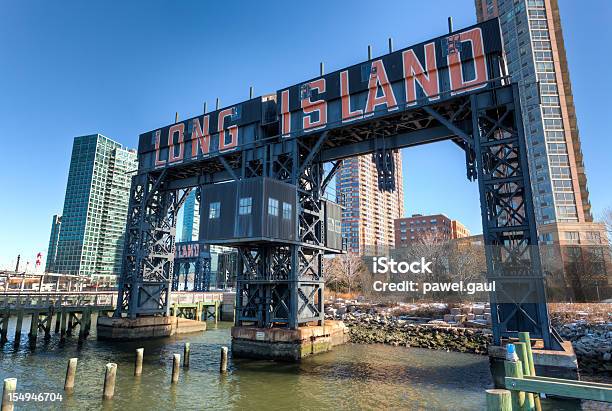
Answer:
[0,314,570,410]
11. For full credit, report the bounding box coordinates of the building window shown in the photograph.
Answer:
[539,233,553,245]
[239,197,252,215]
[209,202,220,219]
[282,202,292,219]
[268,198,279,216]
[585,232,601,244]
[564,231,580,244]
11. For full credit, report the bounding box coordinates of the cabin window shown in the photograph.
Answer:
[239,197,252,215]
[268,198,279,216]
[209,202,220,219]
[282,202,292,219]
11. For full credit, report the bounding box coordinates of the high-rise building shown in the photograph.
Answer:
[474,0,607,247]
[181,191,200,242]
[50,134,137,277]
[394,213,471,247]
[336,152,404,254]
[45,215,62,272]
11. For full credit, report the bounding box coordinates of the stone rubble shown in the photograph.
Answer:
[326,299,612,375]
[556,321,612,374]
[325,300,492,355]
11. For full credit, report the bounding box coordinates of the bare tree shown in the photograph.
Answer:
[322,256,342,291]
[447,238,487,300]
[323,253,366,294]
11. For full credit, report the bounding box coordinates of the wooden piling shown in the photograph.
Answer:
[183,343,190,368]
[518,332,542,411]
[2,378,16,411]
[14,311,23,341]
[0,311,9,343]
[64,358,78,392]
[103,363,117,400]
[79,311,87,340]
[29,312,39,339]
[84,309,92,335]
[515,342,535,410]
[486,389,511,411]
[60,310,67,339]
[54,311,61,333]
[134,348,144,376]
[67,313,74,335]
[504,360,526,411]
[196,303,202,322]
[171,354,180,384]
[220,346,228,373]
[43,311,52,339]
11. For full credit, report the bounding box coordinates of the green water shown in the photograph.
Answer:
[0,314,573,410]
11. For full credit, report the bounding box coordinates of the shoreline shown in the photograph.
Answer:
[327,301,612,377]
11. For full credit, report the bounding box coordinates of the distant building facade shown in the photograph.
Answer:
[336,153,404,254]
[49,134,137,277]
[45,215,62,272]
[451,220,470,240]
[394,214,471,247]
[181,191,200,242]
[474,0,607,247]
[179,190,236,289]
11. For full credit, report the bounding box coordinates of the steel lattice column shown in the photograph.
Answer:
[234,136,327,329]
[115,171,189,318]
[471,84,561,350]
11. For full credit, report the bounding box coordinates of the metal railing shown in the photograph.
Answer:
[0,291,117,310]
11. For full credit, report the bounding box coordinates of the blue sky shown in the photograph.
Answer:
[0,0,610,268]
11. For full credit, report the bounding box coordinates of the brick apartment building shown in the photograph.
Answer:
[394,214,470,247]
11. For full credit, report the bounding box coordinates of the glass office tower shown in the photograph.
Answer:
[50,134,137,277]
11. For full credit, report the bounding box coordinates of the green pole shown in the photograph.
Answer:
[504,359,526,411]
[515,342,535,410]
[518,332,542,411]
[486,389,512,411]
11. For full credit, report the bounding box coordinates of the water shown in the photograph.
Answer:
[0,314,560,410]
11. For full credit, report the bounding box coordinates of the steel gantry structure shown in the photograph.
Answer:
[114,18,562,349]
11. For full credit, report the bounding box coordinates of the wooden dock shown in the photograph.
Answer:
[0,291,116,343]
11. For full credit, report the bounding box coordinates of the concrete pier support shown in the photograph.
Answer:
[97,316,206,341]
[489,341,579,387]
[231,321,349,361]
